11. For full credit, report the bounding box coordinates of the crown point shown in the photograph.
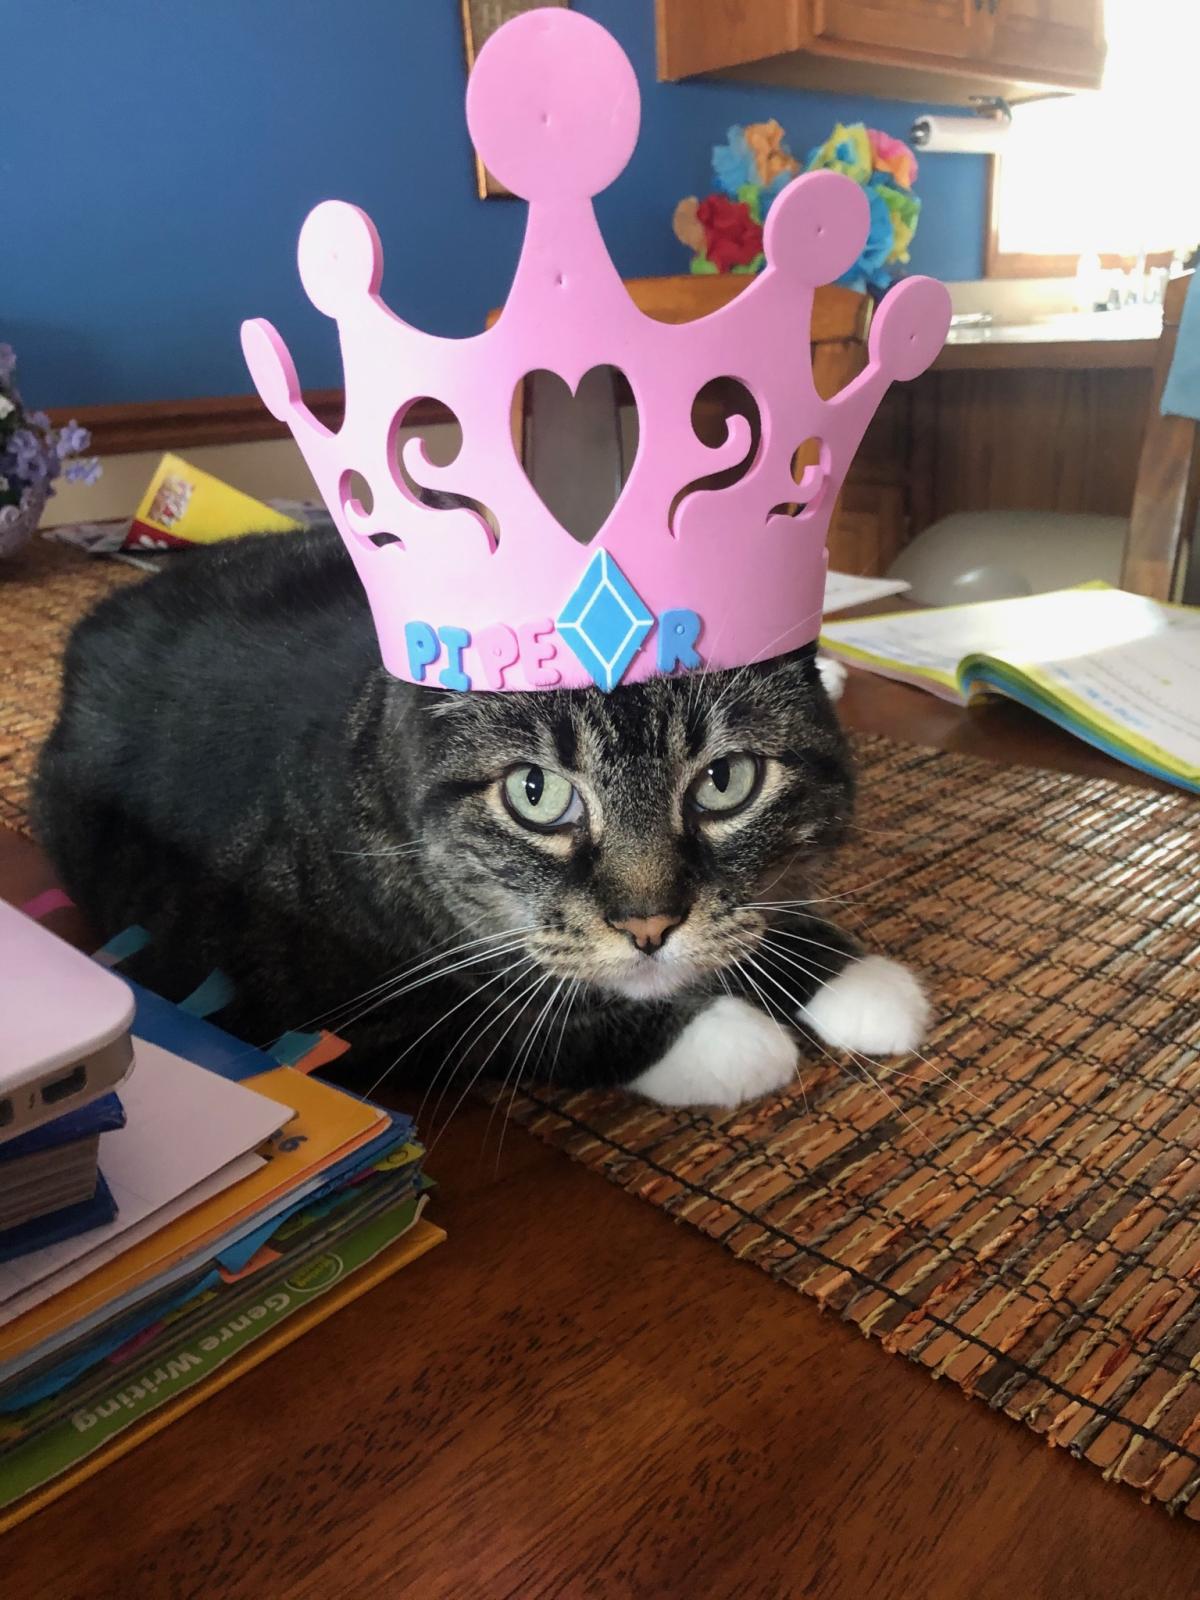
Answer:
[465,9,638,202]
[241,318,300,422]
[298,201,381,318]
[869,276,953,380]
[762,171,870,285]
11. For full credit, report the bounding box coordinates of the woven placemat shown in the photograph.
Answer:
[502,740,1200,1516]
[0,536,141,837]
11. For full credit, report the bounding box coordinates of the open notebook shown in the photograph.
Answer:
[820,585,1200,793]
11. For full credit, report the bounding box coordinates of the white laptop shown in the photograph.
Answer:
[0,899,136,1142]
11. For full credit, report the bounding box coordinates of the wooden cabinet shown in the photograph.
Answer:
[657,0,1106,103]
[656,1,805,80]
[811,0,979,63]
[985,0,1106,86]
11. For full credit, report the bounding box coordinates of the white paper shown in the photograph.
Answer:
[0,1039,292,1317]
[820,605,971,686]
[1037,621,1200,770]
[823,572,910,615]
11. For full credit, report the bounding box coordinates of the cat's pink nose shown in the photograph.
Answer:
[608,912,683,954]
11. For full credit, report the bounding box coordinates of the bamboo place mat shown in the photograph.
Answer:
[9,538,1200,1511]
[502,743,1200,1516]
[0,535,141,836]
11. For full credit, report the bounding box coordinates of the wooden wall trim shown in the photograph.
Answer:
[46,392,451,457]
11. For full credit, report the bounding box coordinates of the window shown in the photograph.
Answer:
[988,0,1199,276]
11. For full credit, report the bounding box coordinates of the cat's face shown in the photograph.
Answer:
[391,649,853,1001]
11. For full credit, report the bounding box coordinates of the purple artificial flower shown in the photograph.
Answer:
[63,456,102,486]
[27,410,51,431]
[9,428,52,484]
[54,421,92,458]
[0,345,15,384]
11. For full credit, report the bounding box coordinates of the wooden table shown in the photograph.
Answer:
[2,673,1191,1600]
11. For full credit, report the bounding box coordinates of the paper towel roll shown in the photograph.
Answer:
[910,114,1011,155]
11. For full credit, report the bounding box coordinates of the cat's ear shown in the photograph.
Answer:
[814,654,847,702]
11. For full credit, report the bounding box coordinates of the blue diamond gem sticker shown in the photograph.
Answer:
[557,551,654,692]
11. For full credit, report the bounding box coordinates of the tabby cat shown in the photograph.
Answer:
[34,526,928,1106]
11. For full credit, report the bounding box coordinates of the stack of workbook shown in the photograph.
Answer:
[0,919,441,1531]
[820,584,1200,793]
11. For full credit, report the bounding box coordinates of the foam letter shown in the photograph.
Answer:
[405,621,439,682]
[475,622,519,690]
[438,626,472,692]
[518,618,561,687]
[657,609,702,673]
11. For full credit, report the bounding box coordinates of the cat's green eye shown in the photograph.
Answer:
[689,753,761,816]
[502,764,582,831]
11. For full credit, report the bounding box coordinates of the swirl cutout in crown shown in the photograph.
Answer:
[241,7,950,693]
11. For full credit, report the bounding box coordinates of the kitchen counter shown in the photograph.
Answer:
[933,306,1161,371]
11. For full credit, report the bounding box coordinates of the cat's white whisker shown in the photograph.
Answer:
[544,978,582,1088]
[262,922,542,1047]
[748,868,902,908]
[745,942,942,1147]
[755,845,810,901]
[333,844,426,858]
[361,951,538,1105]
[753,940,975,1108]
[332,934,537,1038]
[736,942,923,1144]
[696,603,828,733]
[374,921,541,992]
[416,956,543,1127]
[757,931,845,980]
[791,1010,935,1152]
[428,970,552,1153]
[490,976,567,1166]
[727,939,807,1103]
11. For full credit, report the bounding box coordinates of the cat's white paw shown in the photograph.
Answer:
[631,996,799,1108]
[798,955,929,1056]
[815,653,848,702]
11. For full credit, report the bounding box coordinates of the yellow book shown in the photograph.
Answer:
[125,452,303,551]
[820,585,1200,793]
[0,1069,384,1364]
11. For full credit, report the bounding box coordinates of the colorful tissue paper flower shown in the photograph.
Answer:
[743,120,800,187]
[736,184,764,226]
[836,184,896,294]
[696,194,764,273]
[672,196,706,255]
[872,177,920,264]
[805,122,873,185]
[712,127,758,198]
[678,115,922,290]
[868,129,918,190]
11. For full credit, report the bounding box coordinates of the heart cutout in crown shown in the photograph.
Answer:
[516,365,637,546]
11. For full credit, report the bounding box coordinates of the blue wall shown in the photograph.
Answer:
[5,0,986,408]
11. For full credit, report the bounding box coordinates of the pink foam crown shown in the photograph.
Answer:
[242,7,950,693]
